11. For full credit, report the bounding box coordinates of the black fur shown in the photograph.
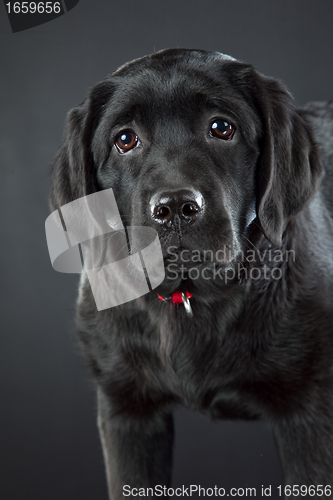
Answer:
[50,49,333,498]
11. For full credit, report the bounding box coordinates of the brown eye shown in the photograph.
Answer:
[210,120,235,140]
[115,130,138,153]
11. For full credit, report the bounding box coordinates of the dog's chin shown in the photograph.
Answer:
[154,259,244,302]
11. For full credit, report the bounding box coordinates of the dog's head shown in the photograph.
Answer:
[50,49,323,296]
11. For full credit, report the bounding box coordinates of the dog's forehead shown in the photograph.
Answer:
[109,50,241,110]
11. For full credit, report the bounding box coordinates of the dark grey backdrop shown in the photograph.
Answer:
[1,1,333,499]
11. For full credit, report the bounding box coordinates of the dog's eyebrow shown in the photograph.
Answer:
[110,112,136,129]
[203,96,240,117]
[107,100,148,130]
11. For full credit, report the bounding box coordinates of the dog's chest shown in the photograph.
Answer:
[131,307,259,411]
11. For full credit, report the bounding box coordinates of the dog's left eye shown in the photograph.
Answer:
[210,120,235,140]
[115,130,138,153]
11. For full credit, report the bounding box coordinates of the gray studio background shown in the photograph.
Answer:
[1,1,333,499]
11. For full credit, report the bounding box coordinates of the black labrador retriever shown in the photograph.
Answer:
[50,49,333,498]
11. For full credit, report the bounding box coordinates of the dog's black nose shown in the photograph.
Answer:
[150,188,204,225]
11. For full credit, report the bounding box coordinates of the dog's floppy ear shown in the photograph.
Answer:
[254,74,324,246]
[50,81,113,211]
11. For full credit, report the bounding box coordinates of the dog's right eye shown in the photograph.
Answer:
[114,130,138,153]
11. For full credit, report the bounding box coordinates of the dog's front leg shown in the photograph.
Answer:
[97,387,174,499]
[273,387,333,499]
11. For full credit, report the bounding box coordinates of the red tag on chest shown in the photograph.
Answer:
[157,291,193,303]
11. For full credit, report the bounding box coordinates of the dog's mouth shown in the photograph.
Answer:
[154,246,245,301]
